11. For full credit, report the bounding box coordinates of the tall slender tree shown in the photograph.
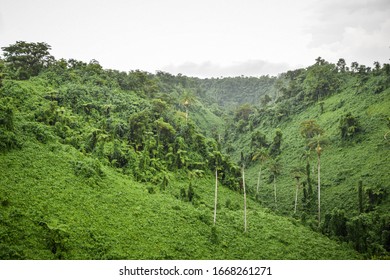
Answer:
[181,89,196,123]
[213,151,222,225]
[213,166,218,225]
[308,134,329,227]
[291,166,305,214]
[300,120,327,226]
[240,152,247,232]
[252,147,269,199]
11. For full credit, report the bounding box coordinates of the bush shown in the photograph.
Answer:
[210,226,219,244]
[72,158,104,178]
[0,129,19,151]
[322,208,347,239]
[339,113,362,140]
[0,103,20,151]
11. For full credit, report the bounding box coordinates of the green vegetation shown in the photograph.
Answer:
[1,41,389,259]
[222,57,390,258]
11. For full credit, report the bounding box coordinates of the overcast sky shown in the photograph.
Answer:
[0,0,389,77]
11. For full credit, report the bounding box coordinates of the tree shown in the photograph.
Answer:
[260,94,272,107]
[300,120,324,140]
[181,89,196,123]
[300,120,328,226]
[336,58,347,72]
[213,151,222,225]
[339,113,361,140]
[1,41,54,79]
[252,147,269,198]
[240,152,248,232]
[301,149,314,213]
[303,59,340,101]
[234,103,254,122]
[269,129,283,157]
[308,134,329,227]
[351,62,359,73]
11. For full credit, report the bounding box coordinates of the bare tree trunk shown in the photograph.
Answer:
[274,174,277,208]
[213,167,218,225]
[317,154,321,227]
[294,178,299,214]
[243,165,247,232]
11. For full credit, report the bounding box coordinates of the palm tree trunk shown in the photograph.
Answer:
[317,154,321,227]
[243,165,247,232]
[294,178,299,214]
[213,167,218,225]
[274,174,277,207]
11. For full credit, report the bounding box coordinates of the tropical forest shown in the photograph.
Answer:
[0,41,389,260]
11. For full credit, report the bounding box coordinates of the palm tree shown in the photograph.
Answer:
[308,134,329,227]
[240,152,247,232]
[252,147,269,199]
[300,120,328,226]
[213,151,222,226]
[291,166,305,214]
[213,166,218,225]
[181,89,196,123]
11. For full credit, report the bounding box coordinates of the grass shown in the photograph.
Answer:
[0,139,361,259]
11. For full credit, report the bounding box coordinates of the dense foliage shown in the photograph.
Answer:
[1,41,389,259]
[219,56,390,258]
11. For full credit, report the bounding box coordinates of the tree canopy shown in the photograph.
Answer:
[1,41,54,80]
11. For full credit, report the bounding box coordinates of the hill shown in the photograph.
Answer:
[0,140,360,259]
[220,58,390,258]
[1,41,388,259]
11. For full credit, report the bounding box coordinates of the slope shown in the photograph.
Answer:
[0,140,361,259]
[221,61,390,258]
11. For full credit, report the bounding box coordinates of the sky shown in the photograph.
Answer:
[0,0,389,78]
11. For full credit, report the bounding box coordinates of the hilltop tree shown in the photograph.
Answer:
[1,41,54,80]
[336,58,347,72]
[303,58,340,101]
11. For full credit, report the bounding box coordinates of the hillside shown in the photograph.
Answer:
[220,59,390,258]
[0,41,389,259]
[0,141,360,259]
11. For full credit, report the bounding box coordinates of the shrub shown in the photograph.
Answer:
[210,226,219,244]
[0,129,19,151]
[339,113,362,140]
[72,158,104,178]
